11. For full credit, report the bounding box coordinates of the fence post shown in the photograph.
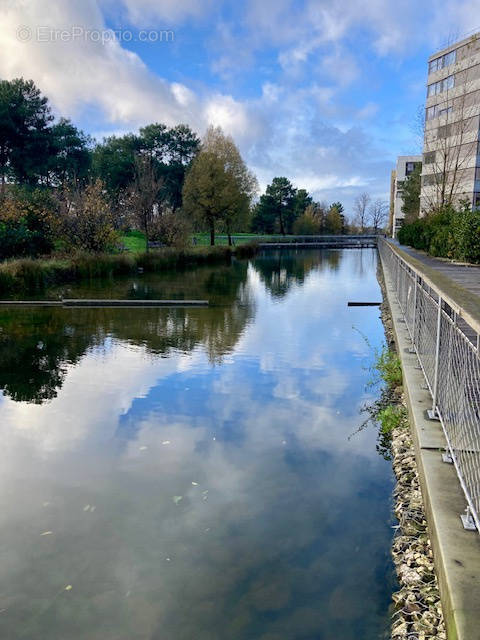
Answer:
[409,274,417,353]
[428,295,442,420]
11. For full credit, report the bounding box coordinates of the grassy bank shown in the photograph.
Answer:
[0,243,258,297]
[119,232,280,250]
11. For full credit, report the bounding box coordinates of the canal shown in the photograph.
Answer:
[0,248,394,640]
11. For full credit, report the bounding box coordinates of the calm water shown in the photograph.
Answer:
[0,249,394,640]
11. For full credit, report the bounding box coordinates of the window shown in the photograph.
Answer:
[437,123,452,139]
[427,75,455,97]
[443,50,456,68]
[428,50,457,74]
[422,174,436,186]
[474,193,480,209]
[405,162,417,176]
[424,151,436,164]
[426,105,437,120]
[444,75,454,90]
[438,106,453,117]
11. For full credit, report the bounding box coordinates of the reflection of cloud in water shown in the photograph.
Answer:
[0,248,393,640]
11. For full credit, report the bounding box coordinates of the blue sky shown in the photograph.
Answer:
[1,0,480,213]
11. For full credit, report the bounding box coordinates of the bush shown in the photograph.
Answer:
[59,180,118,253]
[0,188,56,259]
[292,210,320,235]
[374,346,403,389]
[398,202,480,263]
[149,211,191,248]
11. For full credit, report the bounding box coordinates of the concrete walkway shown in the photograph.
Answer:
[392,239,480,299]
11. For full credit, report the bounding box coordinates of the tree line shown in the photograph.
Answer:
[0,77,387,260]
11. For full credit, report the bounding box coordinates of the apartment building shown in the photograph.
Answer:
[390,155,422,237]
[421,33,480,213]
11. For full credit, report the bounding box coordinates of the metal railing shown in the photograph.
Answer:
[378,239,480,532]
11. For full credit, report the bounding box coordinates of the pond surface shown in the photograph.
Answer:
[0,249,394,640]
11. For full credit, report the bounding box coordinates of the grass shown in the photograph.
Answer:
[121,230,147,253]
[119,231,319,250]
[192,233,270,247]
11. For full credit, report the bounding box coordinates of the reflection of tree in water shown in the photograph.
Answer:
[253,249,342,298]
[0,263,253,404]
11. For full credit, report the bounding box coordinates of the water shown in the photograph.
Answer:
[0,249,394,640]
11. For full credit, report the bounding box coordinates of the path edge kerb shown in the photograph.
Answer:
[378,243,480,640]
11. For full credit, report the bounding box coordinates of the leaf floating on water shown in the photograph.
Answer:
[90,505,96,512]
[42,502,50,507]
[166,557,171,562]
[139,446,148,451]
[162,441,171,445]
[65,585,73,591]
[172,496,183,505]
[83,505,91,512]
[40,531,53,536]
[191,482,199,486]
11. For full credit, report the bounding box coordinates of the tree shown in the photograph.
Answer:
[0,78,54,188]
[401,164,421,223]
[128,155,164,250]
[292,189,313,226]
[140,123,200,211]
[202,126,257,244]
[292,203,321,235]
[60,180,117,253]
[48,118,91,188]
[92,133,142,201]
[183,127,257,246]
[368,199,388,232]
[252,177,297,235]
[330,201,344,215]
[183,151,229,245]
[325,203,344,234]
[353,192,371,233]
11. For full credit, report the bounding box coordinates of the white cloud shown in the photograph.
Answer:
[101,0,214,26]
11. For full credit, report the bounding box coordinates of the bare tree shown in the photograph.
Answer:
[352,192,371,233]
[128,154,163,251]
[368,199,388,232]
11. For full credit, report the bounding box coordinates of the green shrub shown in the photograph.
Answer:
[399,202,480,263]
[377,404,407,436]
[374,347,403,389]
[0,188,56,259]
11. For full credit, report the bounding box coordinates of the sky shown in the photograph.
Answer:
[1,0,480,214]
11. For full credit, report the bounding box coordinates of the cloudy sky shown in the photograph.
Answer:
[1,0,479,213]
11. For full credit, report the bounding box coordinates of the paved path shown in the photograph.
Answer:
[391,239,480,298]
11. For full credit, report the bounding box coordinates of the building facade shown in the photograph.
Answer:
[391,156,422,237]
[421,33,480,213]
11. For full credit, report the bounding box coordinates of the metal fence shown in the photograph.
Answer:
[378,239,480,532]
